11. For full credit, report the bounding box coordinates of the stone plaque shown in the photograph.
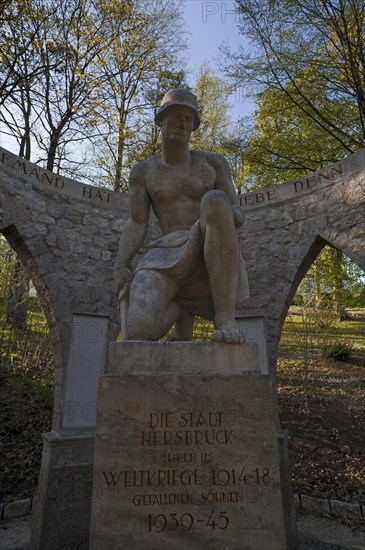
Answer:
[62,314,109,430]
[90,345,286,549]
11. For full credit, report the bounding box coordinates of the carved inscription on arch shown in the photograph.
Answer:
[240,163,343,207]
[0,149,112,203]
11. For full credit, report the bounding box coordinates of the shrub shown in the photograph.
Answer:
[322,341,352,362]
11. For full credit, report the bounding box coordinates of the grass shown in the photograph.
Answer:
[0,296,54,503]
[277,308,365,505]
[277,311,365,387]
[0,297,52,368]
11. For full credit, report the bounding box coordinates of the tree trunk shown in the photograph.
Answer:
[47,134,58,172]
[314,264,321,309]
[333,249,345,320]
[114,113,125,192]
[6,258,29,330]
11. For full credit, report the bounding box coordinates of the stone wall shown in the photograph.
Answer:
[236,150,365,382]
[1,148,125,433]
[1,145,364,548]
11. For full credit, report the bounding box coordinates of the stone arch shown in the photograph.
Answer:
[273,219,364,362]
[0,147,131,549]
[1,223,63,424]
[273,241,364,522]
[319,229,365,272]
[284,235,327,308]
[2,223,58,329]
[278,233,364,322]
[0,146,129,430]
[272,232,364,360]
[237,147,365,381]
[0,144,364,548]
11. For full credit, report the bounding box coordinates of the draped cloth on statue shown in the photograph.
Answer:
[136,220,249,317]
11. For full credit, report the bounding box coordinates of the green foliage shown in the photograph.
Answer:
[0,346,53,501]
[189,63,231,154]
[277,308,365,502]
[278,307,364,396]
[0,236,53,502]
[219,119,248,190]
[295,246,365,314]
[240,84,352,190]
[192,316,214,341]
[219,2,365,309]
[223,0,365,188]
[0,237,52,369]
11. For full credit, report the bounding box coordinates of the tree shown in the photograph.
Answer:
[0,1,54,328]
[220,117,250,191]
[238,83,351,190]
[223,0,365,162]
[189,63,231,154]
[0,0,54,157]
[5,258,29,329]
[33,0,123,173]
[90,0,186,191]
[295,246,365,316]
[220,1,365,311]
[0,0,53,111]
[0,0,125,173]
[1,0,118,325]
[1,0,186,184]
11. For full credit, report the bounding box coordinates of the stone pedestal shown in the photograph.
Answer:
[31,432,94,550]
[89,342,288,549]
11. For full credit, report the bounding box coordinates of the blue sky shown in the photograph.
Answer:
[182,0,255,122]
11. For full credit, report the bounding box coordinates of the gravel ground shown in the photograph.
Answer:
[0,511,364,550]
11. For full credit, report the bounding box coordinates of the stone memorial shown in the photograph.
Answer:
[0,85,363,549]
[89,90,287,548]
[90,343,286,550]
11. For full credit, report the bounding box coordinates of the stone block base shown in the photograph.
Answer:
[31,432,95,550]
[90,342,287,549]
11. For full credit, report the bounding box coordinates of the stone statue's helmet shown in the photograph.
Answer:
[154,89,200,130]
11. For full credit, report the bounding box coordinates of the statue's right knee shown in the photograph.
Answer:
[126,271,165,339]
[201,189,230,221]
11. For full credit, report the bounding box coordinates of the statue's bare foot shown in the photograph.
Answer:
[212,321,244,344]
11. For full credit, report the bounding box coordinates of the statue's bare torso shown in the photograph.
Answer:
[136,151,227,235]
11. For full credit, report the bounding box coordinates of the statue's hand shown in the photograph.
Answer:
[232,204,245,228]
[114,264,132,297]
